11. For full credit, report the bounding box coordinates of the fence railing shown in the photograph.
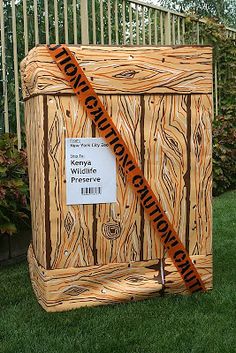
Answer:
[1,0,236,149]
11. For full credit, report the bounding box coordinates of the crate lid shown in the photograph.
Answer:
[20,45,212,100]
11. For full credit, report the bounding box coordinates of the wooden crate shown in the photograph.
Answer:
[21,45,213,312]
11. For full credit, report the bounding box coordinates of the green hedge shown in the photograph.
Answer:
[202,19,236,195]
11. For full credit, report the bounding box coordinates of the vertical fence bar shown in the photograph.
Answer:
[0,0,9,133]
[160,11,164,45]
[142,6,145,45]
[165,11,171,45]
[44,0,49,44]
[136,4,139,45]
[215,61,218,116]
[11,0,21,149]
[54,0,59,44]
[182,17,185,44]
[154,9,157,45]
[148,7,151,45]
[108,0,111,45]
[196,21,200,44]
[64,0,68,44]
[122,0,126,44]
[115,0,119,44]
[34,0,39,44]
[177,16,181,44]
[172,15,175,45]
[73,0,78,44]
[23,0,28,55]
[81,0,89,44]
[129,2,133,45]
[92,0,96,44]
[100,0,104,44]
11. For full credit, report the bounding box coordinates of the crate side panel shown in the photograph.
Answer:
[189,94,213,255]
[25,97,46,267]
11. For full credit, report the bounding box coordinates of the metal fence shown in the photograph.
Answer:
[1,0,236,149]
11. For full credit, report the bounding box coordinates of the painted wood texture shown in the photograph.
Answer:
[189,94,212,255]
[25,96,46,268]
[45,95,144,269]
[96,95,142,264]
[21,46,213,310]
[38,93,212,269]
[143,94,188,260]
[28,244,212,312]
[20,45,212,98]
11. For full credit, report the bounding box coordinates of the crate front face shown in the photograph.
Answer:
[22,46,212,270]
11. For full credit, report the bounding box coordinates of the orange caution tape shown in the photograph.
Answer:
[47,44,206,293]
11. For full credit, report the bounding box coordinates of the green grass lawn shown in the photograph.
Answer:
[0,190,235,353]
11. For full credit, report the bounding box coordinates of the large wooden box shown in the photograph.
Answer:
[21,46,213,312]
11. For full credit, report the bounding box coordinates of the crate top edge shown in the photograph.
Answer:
[20,45,213,99]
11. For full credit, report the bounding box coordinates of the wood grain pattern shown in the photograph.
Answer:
[164,254,212,294]
[143,94,188,260]
[46,95,94,269]
[25,97,46,267]
[189,94,212,255]
[96,95,142,264]
[28,244,212,312]
[20,45,212,98]
[21,46,213,311]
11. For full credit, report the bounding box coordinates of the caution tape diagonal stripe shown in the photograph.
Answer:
[47,44,206,293]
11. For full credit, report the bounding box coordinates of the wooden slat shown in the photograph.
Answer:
[143,95,188,260]
[189,94,212,255]
[96,95,142,264]
[25,97,46,267]
[164,254,212,294]
[46,95,94,269]
[21,46,213,98]
[28,244,212,312]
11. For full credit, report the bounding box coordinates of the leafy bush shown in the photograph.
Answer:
[201,19,236,195]
[213,115,236,195]
[0,133,31,235]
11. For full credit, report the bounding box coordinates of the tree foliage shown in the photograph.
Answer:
[159,0,236,27]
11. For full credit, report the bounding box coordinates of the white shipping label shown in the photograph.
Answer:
[65,138,116,205]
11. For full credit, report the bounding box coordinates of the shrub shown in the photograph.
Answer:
[201,19,236,195]
[213,114,236,195]
[0,133,31,235]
